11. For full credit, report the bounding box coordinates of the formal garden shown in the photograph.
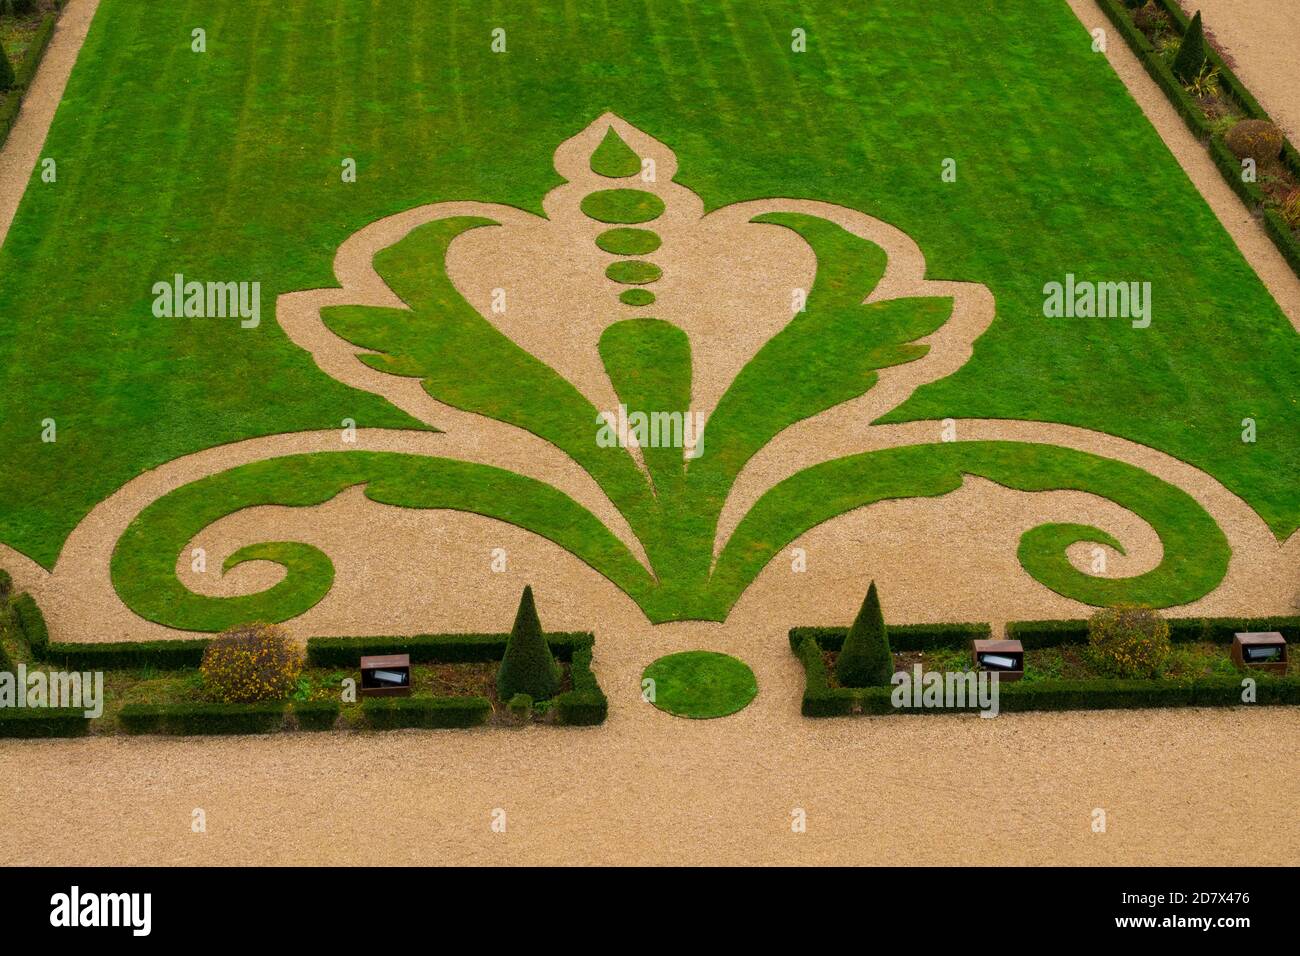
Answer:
[0,0,1296,737]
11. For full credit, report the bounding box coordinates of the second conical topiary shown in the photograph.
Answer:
[1172,11,1207,83]
[835,581,894,687]
[497,585,561,701]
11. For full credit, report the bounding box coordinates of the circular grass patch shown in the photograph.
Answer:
[580,188,665,224]
[605,259,662,285]
[596,227,662,255]
[619,288,656,306]
[643,651,757,719]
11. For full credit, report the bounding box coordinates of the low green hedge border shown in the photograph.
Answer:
[0,707,89,738]
[0,4,65,150]
[2,623,608,731]
[12,592,49,658]
[791,618,1300,717]
[1097,0,1300,278]
[555,643,608,725]
[308,631,608,726]
[852,676,1300,714]
[306,631,592,666]
[788,622,990,654]
[119,702,287,736]
[1007,615,1300,649]
[43,639,210,670]
[293,700,340,731]
[362,696,492,729]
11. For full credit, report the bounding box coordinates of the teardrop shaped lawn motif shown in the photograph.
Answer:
[590,126,643,178]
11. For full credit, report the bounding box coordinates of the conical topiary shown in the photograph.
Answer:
[1172,11,1207,83]
[835,581,894,687]
[0,40,15,93]
[496,586,561,701]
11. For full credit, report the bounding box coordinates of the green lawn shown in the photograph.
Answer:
[643,651,758,719]
[0,0,1295,585]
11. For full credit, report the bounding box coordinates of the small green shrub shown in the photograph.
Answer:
[496,586,560,701]
[1086,606,1172,678]
[200,622,302,703]
[834,581,893,687]
[1172,10,1207,83]
[0,568,12,602]
[1224,119,1285,164]
[508,693,533,721]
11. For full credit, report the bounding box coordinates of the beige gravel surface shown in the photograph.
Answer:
[1,704,1295,866]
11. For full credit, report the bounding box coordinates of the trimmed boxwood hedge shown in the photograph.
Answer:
[1007,615,1300,649]
[12,592,49,658]
[0,707,89,738]
[309,631,607,726]
[1004,619,1090,649]
[792,618,1300,717]
[362,695,491,729]
[21,630,606,734]
[42,639,210,670]
[293,699,340,731]
[307,631,593,666]
[788,622,991,654]
[118,702,286,736]
[851,676,1300,714]
[553,643,608,725]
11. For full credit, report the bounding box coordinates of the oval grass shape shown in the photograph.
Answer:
[643,651,757,719]
[590,127,642,178]
[580,188,665,224]
[619,288,656,306]
[596,227,661,255]
[606,260,662,285]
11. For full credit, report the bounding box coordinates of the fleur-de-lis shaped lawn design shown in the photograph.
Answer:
[110,116,1229,630]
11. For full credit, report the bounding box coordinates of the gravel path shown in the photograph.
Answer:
[1,706,1294,865]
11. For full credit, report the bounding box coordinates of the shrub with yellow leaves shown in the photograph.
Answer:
[200,622,302,703]
[1086,605,1171,679]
